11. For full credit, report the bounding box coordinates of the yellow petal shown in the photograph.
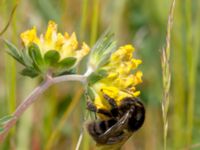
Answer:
[132,59,142,69]
[45,21,57,43]
[133,91,140,97]
[128,87,136,93]
[124,75,135,87]
[123,44,135,52]
[133,71,143,85]
[69,32,78,50]
[107,72,118,79]
[101,86,119,99]
[55,33,65,50]
[20,27,39,46]
[111,44,135,63]
[64,32,70,39]
[94,96,106,109]
[80,42,90,56]
[116,91,132,103]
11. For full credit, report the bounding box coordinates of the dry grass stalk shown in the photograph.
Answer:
[161,0,176,150]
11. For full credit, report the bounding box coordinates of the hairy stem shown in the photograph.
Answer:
[0,74,87,142]
[52,74,87,84]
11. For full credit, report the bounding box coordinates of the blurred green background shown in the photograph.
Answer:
[0,0,200,149]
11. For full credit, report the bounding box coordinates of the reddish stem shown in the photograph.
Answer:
[0,75,53,142]
[0,74,86,142]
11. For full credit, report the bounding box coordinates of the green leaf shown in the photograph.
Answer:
[87,87,95,101]
[28,43,43,66]
[5,40,22,63]
[90,31,116,68]
[44,50,60,65]
[54,68,76,76]
[54,57,77,76]
[88,69,108,85]
[58,57,77,69]
[21,49,33,67]
[21,67,39,78]
[0,115,14,124]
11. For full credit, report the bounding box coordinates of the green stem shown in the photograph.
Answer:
[185,0,195,147]
[172,1,186,149]
[4,0,18,140]
[111,0,128,40]
[90,0,100,46]
[80,0,88,39]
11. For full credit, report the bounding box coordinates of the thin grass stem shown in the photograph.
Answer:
[75,111,89,150]
[45,88,84,150]
[171,1,186,148]
[0,0,19,36]
[75,129,84,150]
[4,0,18,141]
[161,0,175,150]
[90,0,100,46]
[80,0,88,39]
[185,0,197,147]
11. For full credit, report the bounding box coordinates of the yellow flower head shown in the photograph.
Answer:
[91,44,143,111]
[20,21,90,61]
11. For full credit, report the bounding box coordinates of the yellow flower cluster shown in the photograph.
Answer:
[92,45,143,110]
[20,21,90,61]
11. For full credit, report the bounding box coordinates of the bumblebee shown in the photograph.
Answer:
[86,94,145,145]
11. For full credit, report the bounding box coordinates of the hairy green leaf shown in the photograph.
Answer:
[44,50,60,65]
[54,68,76,76]
[21,50,33,67]
[21,67,39,78]
[88,69,107,85]
[5,40,23,63]
[90,31,116,68]
[58,57,77,69]
[28,43,43,66]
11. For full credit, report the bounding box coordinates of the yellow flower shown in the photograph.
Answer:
[90,44,143,111]
[20,27,39,46]
[20,21,90,61]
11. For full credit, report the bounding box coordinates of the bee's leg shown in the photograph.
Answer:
[86,100,97,112]
[86,100,98,119]
[103,94,119,117]
[86,100,113,118]
[102,94,117,108]
[97,109,112,117]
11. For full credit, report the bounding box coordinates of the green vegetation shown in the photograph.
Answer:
[0,0,199,149]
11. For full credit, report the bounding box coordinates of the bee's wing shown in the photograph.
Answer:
[99,111,131,139]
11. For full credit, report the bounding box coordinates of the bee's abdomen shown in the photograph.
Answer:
[127,102,145,131]
[87,119,117,137]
